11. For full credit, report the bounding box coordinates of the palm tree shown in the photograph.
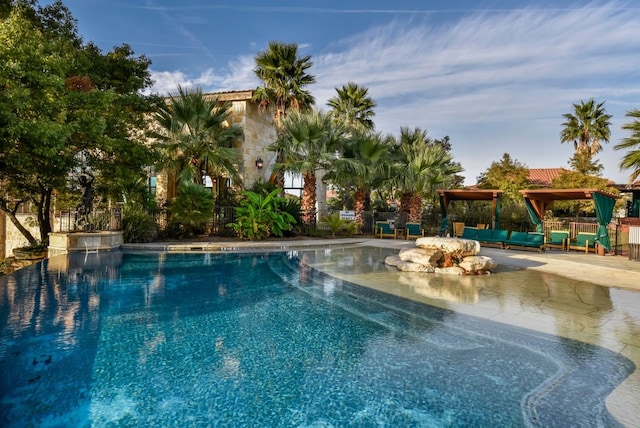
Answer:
[561,98,612,155]
[325,131,391,226]
[614,108,640,183]
[391,127,463,223]
[327,82,377,131]
[253,41,316,128]
[269,110,345,225]
[253,41,316,188]
[154,85,242,189]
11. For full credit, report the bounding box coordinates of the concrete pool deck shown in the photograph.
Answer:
[123,237,640,426]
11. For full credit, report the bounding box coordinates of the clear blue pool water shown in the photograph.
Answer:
[0,251,634,427]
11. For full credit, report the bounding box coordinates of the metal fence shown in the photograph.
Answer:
[53,204,635,257]
[54,208,122,232]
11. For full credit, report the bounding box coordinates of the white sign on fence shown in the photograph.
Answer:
[339,210,355,220]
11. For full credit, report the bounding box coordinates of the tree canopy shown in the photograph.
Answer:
[615,108,640,183]
[0,0,156,244]
[476,153,530,205]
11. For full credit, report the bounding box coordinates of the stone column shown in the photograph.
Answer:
[0,210,6,262]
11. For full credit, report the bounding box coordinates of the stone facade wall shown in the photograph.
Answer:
[3,214,41,260]
[0,211,5,261]
[153,90,278,206]
[239,100,278,188]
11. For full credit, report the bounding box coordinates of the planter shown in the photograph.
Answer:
[13,248,47,261]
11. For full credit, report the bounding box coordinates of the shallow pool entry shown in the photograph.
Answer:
[0,251,634,427]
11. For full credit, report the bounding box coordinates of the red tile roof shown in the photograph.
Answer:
[527,168,568,187]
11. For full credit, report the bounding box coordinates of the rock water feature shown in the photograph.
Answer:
[385,236,497,275]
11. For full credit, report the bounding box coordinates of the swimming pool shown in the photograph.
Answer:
[0,251,634,427]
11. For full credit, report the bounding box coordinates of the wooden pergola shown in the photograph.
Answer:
[437,189,503,230]
[519,188,619,251]
[518,188,618,221]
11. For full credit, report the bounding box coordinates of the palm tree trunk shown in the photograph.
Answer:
[409,195,422,223]
[399,192,413,226]
[354,187,366,230]
[301,172,317,226]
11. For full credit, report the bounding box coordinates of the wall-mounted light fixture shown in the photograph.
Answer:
[255,158,263,169]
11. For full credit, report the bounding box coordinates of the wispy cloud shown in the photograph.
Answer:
[148,1,640,183]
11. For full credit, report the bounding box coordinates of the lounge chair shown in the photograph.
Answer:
[506,231,545,253]
[405,223,425,239]
[375,221,399,239]
[545,230,570,251]
[476,228,508,248]
[568,232,597,253]
[461,227,478,240]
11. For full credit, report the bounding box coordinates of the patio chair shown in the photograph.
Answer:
[405,223,425,239]
[545,230,570,251]
[453,222,465,237]
[375,221,399,239]
[568,232,597,253]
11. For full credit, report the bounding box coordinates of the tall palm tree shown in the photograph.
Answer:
[561,98,612,155]
[327,82,377,131]
[614,108,640,183]
[253,41,316,128]
[253,41,316,188]
[391,127,462,223]
[154,85,242,188]
[269,110,345,225]
[325,131,391,226]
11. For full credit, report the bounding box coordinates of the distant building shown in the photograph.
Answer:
[526,168,568,187]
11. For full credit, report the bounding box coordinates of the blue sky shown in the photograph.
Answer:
[59,0,640,185]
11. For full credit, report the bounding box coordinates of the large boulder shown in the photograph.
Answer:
[415,236,480,256]
[458,255,497,273]
[434,266,466,275]
[396,261,435,273]
[398,248,443,266]
[384,255,402,267]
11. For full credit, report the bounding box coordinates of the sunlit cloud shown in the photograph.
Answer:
[146,1,640,183]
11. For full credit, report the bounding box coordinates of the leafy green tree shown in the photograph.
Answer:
[477,153,530,205]
[614,108,640,183]
[551,171,618,217]
[154,85,242,190]
[228,189,296,240]
[560,98,612,174]
[0,1,154,245]
[327,82,376,131]
[269,110,345,226]
[567,150,603,176]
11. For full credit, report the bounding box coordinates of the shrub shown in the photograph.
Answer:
[227,189,296,240]
[168,183,214,237]
[122,204,157,243]
[320,213,358,237]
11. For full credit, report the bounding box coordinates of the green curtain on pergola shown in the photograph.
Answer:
[519,189,618,252]
[592,192,616,251]
[524,198,543,232]
[439,193,449,235]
